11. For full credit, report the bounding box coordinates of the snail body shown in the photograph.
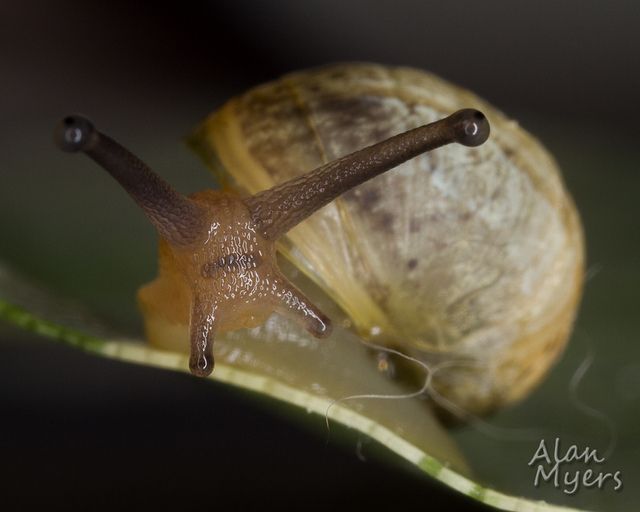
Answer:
[55,63,583,416]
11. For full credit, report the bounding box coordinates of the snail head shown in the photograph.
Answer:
[54,109,490,377]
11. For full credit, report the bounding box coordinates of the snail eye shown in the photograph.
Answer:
[201,253,262,277]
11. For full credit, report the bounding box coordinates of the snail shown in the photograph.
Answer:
[54,63,584,417]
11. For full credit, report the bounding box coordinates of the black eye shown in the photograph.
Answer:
[54,114,96,152]
[450,109,490,147]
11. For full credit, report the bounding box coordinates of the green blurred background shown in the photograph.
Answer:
[1,1,638,510]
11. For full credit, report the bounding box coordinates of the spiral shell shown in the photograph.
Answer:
[189,63,584,416]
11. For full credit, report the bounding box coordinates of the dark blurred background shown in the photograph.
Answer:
[1,1,639,511]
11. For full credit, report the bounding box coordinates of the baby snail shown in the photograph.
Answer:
[55,63,584,418]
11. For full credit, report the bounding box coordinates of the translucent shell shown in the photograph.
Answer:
[186,63,584,415]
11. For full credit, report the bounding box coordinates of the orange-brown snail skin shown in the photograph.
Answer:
[189,63,584,416]
[137,188,332,376]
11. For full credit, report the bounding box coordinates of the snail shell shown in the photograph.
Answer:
[189,63,584,416]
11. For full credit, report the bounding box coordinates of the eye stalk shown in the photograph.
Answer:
[246,108,491,240]
[54,114,205,246]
